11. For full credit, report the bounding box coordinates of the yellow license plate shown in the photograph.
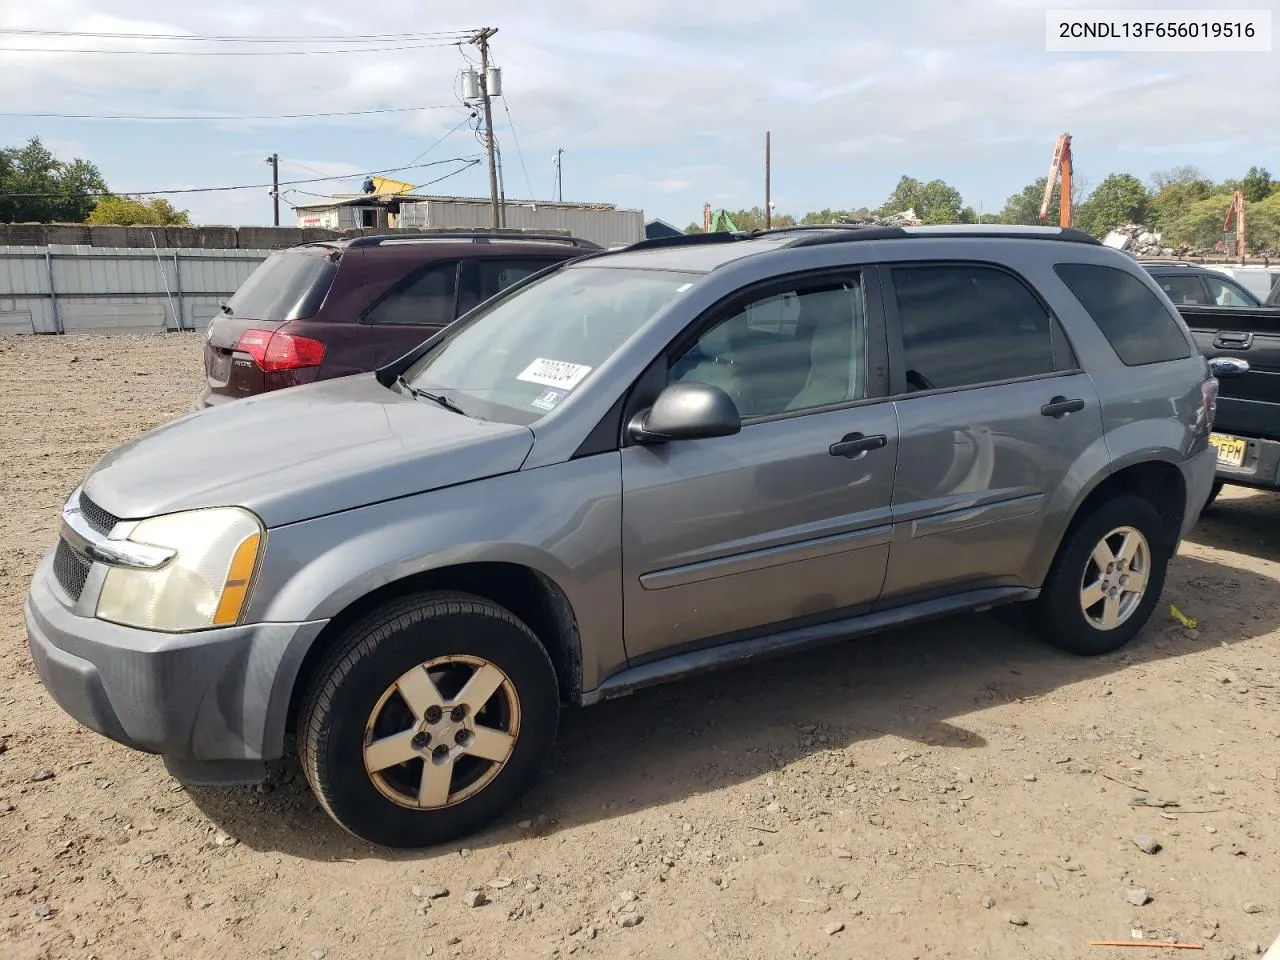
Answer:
[1210,433,1247,467]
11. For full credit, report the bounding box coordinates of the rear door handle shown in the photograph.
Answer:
[829,432,887,459]
[1041,396,1085,418]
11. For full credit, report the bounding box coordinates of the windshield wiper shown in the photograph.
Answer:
[396,376,468,416]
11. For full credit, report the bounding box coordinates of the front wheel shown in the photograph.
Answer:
[298,591,560,848]
[1030,494,1170,656]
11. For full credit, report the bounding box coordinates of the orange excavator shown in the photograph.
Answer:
[1222,189,1247,262]
[1040,134,1074,228]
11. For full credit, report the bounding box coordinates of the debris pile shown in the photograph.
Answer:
[834,207,923,227]
[1102,223,1192,257]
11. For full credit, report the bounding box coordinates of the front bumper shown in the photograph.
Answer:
[25,548,327,785]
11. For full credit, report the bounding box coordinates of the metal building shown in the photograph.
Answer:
[398,196,645,249]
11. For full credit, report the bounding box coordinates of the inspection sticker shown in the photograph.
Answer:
[516,357,593,390]
[530,388,566,412]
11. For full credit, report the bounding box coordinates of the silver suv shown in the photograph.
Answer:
[27,225,1227,849]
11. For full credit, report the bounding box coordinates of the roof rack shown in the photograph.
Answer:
[619,223,1102,255]
[345,231,601,249]
[622,231,752,252]
[784,225,1101,248]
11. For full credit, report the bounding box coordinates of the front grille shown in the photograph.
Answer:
[53,539,92,602]
[78,492,119,536]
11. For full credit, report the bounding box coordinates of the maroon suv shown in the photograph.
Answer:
[196,232,599,407]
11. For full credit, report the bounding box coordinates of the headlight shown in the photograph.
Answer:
[96,507,265,632]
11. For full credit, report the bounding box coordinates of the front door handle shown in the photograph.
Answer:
[1041,396,1085,418]
[829,432,887,459]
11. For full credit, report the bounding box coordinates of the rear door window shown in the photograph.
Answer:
[889,264,1059,393]
[1151,274,1209,305]
[363,260,460,326]
[1055,262,1194,366]
[223,250,338,322]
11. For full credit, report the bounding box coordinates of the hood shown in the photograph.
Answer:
[82,374,534,527]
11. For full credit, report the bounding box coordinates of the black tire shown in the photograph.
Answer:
[298,590,559,849]
[1204,480,1225,509]
[1030,494,1170,656]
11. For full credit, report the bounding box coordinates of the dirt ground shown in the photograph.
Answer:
[2,332,1279,960]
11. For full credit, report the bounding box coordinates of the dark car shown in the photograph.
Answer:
[1140,260,1261,308]
[197,232,599,408]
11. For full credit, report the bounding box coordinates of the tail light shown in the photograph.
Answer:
[1201,376,1219,428]
[236,330,326,373]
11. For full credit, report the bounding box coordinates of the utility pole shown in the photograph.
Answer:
[764,131,772,229]
[554,148,564,202]
[472,28,501,228]
[263,153,279,226]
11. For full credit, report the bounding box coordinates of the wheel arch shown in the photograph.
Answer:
[1035,455,1187,586]
[283,561,585,738]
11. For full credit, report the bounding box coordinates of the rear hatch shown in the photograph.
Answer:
[202,246,341,405]
[1182,305,1280,439]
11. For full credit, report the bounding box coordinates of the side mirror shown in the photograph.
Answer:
[1209,356,1250,378]
[628,381,742,443]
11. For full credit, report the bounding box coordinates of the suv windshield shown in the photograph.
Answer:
[402,265,697,424]
[224,249,338,322]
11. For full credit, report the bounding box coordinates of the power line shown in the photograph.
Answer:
[413,159,484,191]
[500,97,537,203]
[0,28,475,43]
[281,157,482,204]
[0,104,463,121]
[0,40,466,56]
[0,156,483,200]
[405,114,475,169]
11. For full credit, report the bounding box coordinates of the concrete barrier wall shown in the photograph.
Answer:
[0,223,357,250]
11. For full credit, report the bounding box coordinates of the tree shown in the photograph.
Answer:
[999,177,1057,225]
[877,176,923,217]
[1075,173,1149,237]
[800,208,853,225]
[1245,191,1280,253]
[1148,167,1213,233]
[1238,166,1273,203]
[0,136,108,223]
[87,195,191,226]
[1150,165,1210,192]
[1165,193,1236,250]
[877,175,966,223]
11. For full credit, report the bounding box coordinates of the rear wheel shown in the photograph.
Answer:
[298,591,560,848]
[1031,495,1170,656]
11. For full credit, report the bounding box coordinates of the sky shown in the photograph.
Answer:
[0,0,1276,229]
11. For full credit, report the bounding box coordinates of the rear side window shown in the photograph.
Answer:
[224,250,337,323]
[1055,263,1193,366]
[1202,274,1259,307]
[364,261,459,326]
[477,258,558,302]
[890,264,1057,392]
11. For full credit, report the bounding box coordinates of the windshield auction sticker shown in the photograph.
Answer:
[517,358,593,390]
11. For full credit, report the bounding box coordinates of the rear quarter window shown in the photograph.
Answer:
[1054,262,1193,366]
